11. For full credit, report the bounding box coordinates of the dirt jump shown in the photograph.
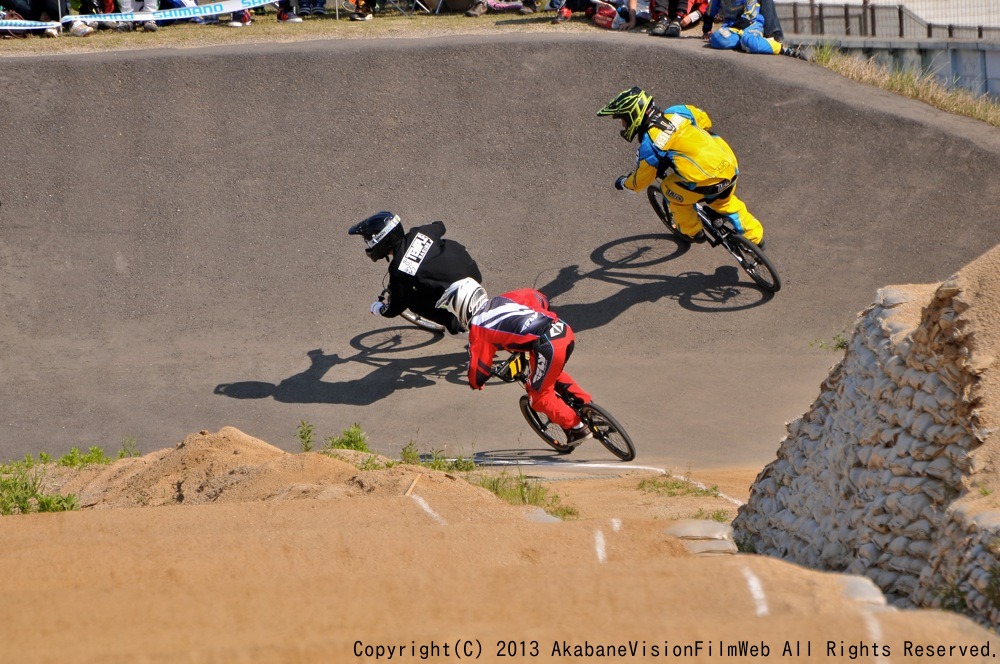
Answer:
[2,31,999,662]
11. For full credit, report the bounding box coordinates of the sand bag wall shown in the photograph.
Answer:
[733,245,1000,628]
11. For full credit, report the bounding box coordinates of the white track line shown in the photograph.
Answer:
[740,566,769,617]
[410,495,447,526]
[862,612,890,664]
[594,529,607,563]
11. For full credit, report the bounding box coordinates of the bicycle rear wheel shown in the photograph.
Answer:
[581,403,636,462]
[647,186,693,243]
[726,235,781,293]
[518,395,574,454]
[401,309,447,333]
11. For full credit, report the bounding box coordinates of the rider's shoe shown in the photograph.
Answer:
[687,231,707,243]
[756,238,767,250]
[564,425,593,448]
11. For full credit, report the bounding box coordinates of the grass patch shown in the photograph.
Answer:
[639,475,720,498]
[692,508,731,523]
[296,420,315,452]
[0,459,79,515]
[810,42,1000,128]
[475,470,578,519]
[323,423,371,453]
[810,331,850,351]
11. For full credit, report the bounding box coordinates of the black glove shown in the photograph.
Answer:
[614,176,628,191]
[731,16,750,29]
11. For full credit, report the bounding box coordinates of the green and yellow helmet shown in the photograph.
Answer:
[597,86,655,143]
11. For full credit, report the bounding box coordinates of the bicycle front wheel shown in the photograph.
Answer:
[518,395,574,454]
[581,403,636,462]
[400,309,447,333]
[646,186,693,243]
[726,235,781,293]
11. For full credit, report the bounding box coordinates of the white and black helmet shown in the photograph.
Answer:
[435,277,488,329]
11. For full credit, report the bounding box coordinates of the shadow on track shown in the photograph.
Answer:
[535,234,774,333]
[213,328,468,406]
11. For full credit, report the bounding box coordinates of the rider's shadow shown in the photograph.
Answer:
[532,233,771,333]
[214,341,468,406]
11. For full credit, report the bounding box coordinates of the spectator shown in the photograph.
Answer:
[594,0,649,30]
[702,0,801,56]
[648,0,706,36]
[0,0,95,35]
[548,0,590,24]
[277,0,303,21]
[465,0,523,17]
[349,0,373,20]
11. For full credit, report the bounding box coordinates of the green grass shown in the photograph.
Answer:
[295,420,315,452]
[810,331,850,351]
[638,475,720,498]
[475,470,579,519]
[0,459,78,515]
[323,423,371,453]
[809,42,1000,128]
[692,507,731,523]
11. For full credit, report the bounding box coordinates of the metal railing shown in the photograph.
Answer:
[776,0,1000,41]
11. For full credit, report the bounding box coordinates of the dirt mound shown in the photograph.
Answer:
[50,427,381,508]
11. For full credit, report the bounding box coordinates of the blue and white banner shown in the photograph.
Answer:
[0,0,274,30]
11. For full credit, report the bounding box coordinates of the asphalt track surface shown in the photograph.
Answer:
[2,33,999,470]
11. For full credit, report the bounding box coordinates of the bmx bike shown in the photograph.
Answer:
[489,352,637,462]
[646,185,782,293]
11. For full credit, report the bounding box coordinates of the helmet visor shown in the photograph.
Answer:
[364,214,401,250]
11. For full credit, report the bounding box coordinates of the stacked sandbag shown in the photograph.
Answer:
[733,244,1000,628]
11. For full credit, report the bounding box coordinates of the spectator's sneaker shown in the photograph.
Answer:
[551,5,570,22]
[465,0,486,16]
[780,45,807,59]
[116,20,134,30]
[43,26,60,37]
[297,1,312,14]
[517,0,535,13]
[141,20,158,31]
[226,10,252,26]
[70,20,96,36]
[277,8,303,21]
[649,16,669,35]
[664,19,681,36]
[564,425,593,448]
[312,2,327,14]
[349,10,372,19]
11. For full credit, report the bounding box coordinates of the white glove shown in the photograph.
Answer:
[370,300,387,316]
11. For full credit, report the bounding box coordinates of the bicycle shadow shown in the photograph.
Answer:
[213,328,468,406]
[474,448,585,465]
[533,233,774,333]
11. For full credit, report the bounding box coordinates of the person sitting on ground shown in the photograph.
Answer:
[701,0,801,57]
[648,0,706,36]
[598,86,766,247]
[0,0,95,35]
[349,0,374,20]
[436,278,594,447]
[348,211,483,336]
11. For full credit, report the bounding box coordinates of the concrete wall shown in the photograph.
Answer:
[793,37,1000,99]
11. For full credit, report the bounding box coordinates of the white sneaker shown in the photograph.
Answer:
[43,26,61,37]
[69,20,95,36]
